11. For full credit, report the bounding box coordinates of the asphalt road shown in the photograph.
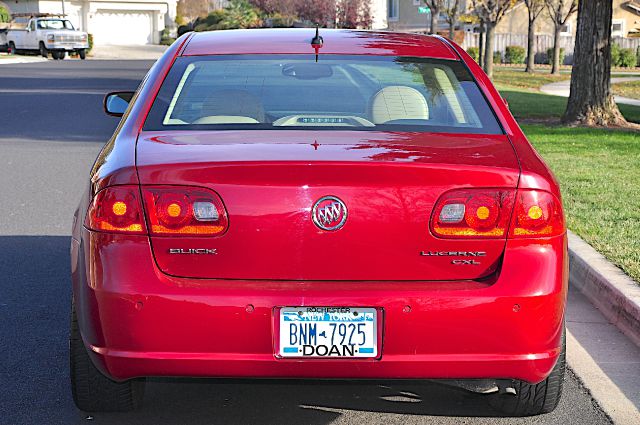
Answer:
[0,60,613,424]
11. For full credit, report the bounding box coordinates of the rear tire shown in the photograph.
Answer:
[9,41,17,55]
[70,302,145,412]
[39,42,48,58]
[489,329,565,416]
[51,51,60,60]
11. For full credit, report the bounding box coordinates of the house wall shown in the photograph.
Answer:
[496,0,640,38]
[387,0,430,32]
[495,3,577,36]
[613,0,640,36]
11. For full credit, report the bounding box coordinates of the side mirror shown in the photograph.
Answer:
[104,91,134,117]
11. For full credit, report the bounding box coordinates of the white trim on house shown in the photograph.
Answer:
[612,19,626,37]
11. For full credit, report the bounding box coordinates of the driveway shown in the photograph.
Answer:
[90,44,168,60]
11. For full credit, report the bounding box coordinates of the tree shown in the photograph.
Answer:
[423,0,445,34]
[562,0,626,126]
[443,0,461,40]
[523,0,545,73]
[336,0,372,28]
[223,0,262,29]
[544,0,577,75]
[470,0,516,78]
[177,0,211,23]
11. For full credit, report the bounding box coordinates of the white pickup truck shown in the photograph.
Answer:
[7,17,89,60]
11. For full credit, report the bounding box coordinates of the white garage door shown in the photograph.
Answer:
[92,10,153,45]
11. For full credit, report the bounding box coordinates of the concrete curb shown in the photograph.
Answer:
[568,230,640,347]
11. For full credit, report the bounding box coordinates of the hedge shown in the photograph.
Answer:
[505,45,525,64]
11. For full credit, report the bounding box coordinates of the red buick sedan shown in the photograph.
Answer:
[70,29,567,416]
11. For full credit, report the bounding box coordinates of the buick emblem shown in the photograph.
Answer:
[312,196,347,231]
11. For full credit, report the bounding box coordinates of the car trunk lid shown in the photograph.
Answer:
[136,130,519,281]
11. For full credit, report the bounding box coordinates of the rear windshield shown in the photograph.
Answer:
[144,55,502,134]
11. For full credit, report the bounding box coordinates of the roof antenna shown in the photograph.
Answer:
[311,26,323,62]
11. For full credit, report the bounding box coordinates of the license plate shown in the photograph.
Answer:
[278,307,377,358]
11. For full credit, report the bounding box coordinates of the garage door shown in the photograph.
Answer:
[91,10,153,45]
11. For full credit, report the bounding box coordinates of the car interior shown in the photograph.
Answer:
[149,56,500,133]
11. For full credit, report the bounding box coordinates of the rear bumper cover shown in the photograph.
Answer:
[71,230,567,383]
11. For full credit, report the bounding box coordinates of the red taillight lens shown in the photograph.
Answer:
[510,189,564,238]
[142,186,228,236]
[431,189,515,238]
[85,185,146,234]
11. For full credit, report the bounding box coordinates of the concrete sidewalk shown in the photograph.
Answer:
[0,54,47,65]
[540,77,640,107]
[90,44,168,60]
[567,284,640,424]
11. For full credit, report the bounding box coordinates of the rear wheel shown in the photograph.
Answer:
[39,42,48,58]
[9,41,17,55]
[70,302,145,412]
[489,329,565,416]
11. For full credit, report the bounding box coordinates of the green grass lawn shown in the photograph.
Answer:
[523,125,640,282]
[492,68,570,90]
[499,87,640,124]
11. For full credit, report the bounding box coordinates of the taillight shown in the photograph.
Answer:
[431,189,515,238]
[142,186,228,236]
[431,188,565,239]
[510,189,564,237]
[85,185,146,234]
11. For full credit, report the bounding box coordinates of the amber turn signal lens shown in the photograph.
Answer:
[85,186,146,234]
[142,186,228,236]
[510,190,564,237]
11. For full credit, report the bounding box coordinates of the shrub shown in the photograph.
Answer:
[266,12,297,28]
[637,46,640,67]
[619,48,636,67]
[177,25,191,36]
[546,47,565,66]
[193,1,261,32]
[611,43,621,66]
[160,28,175,46]
[0,6,10,23]
[87,34,93,53]
[493,51,502,64]
[505,45,526,64]
[466,47,479,63]
[611,45,636,68]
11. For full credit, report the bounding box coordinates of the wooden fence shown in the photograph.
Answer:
[462,32,640,64]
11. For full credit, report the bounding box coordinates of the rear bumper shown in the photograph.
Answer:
[71,230,568,383]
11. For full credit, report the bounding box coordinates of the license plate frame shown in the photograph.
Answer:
[276,307,378,359]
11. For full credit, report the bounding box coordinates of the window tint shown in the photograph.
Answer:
[144,55,502,134]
